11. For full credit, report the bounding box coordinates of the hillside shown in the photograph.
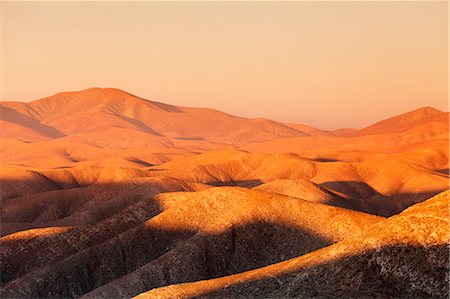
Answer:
[135,191,450,299]
[1,187,383,298]
[340,106,448,137]
[1,88,448,170]
[0,88,448,298]
[0,88,308,145]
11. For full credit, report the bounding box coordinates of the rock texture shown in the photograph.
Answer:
[1,188,382,298]
[135,191,450,299]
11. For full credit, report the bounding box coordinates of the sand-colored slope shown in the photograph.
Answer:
[240,107,448,167]
[0,164,155,199]
[1,130,446,170]
[284,122,333,137]
[1,177,200,235]
[135,191,450,299]
[0,104,65,142]
[147,149,448,216]
[253,179,336,203]
[241,131,449,165]
[59,127,175,149]
[0,187,383,298]
[0,88,308,145]
[343,106,447,137]
[3,88,446,150]
[148,150,316,185]
[1,147,446,221]
[0,120,58,142]
[0,177,210,282]
[1,89,447,174]
[300,138,449,171]
[0,138,199,169]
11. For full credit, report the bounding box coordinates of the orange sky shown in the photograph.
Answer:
[1,1,447,129]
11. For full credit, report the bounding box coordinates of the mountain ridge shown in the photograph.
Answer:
[1,88,446,145]
[1,88,310,144]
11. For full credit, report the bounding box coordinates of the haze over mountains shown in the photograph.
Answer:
[1,88,447,143]
[0,88,448,298]
[1,88,308,145]
[0,87,448,167]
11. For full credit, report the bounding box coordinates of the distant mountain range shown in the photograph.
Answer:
[1,87,447,147]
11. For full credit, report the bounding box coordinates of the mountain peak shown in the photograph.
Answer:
[346,106,446,137]
[50,87,143,103]
[404,106,444,118]
[26,87,184,117]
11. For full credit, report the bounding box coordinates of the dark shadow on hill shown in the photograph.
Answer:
[320,180,381,198]
[313,157,341,162]
[0,106,65,138]
[126,158,154,167]
[1,218,331,298]
[198,221,330,277]
[81,220,331,298]
[0,175,216,284]
[319,180,446,217]
[109,112,165,137]
[147,100,184,113]
[435,168,449,175]
[0,177,446,298]
[208,179,262,188]
[195,243,449,298]
[0,182,163,228]
[0,170,216,237]
[174,136,205,141]
[0,186,166,284]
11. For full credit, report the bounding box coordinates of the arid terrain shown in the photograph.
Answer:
[0,88,448,298]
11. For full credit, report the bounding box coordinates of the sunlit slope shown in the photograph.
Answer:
[0,88,308,145]
[0,187,383,298]
[147,150,448,216]
[1,149,447,218]
[135,191,450,299]
[343,106,448,137]
[1,88,447,171]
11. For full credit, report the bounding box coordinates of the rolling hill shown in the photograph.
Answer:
[0,88,448,298]
[137,191,449,299]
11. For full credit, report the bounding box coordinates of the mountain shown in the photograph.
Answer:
[0,88,309,145]
[340,106,448,137]
[1,88,447,170]
[1,88,447,149]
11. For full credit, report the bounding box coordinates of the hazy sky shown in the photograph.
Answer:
[1,1,447,129]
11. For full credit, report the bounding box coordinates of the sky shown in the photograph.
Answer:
[1,1,447,129]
